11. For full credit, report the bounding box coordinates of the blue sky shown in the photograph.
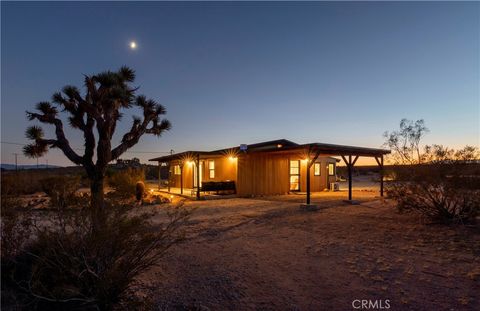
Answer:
[1,1,479,166]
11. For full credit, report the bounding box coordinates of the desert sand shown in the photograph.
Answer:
[141,191,480,310]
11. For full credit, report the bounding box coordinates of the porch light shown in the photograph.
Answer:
[302,158,309,163]
[186,160,194,166]
[277,144,283,148]
[228,156,237,161]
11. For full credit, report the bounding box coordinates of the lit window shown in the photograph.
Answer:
[328,163,335,176]
[174,165,181,175]
[209,160,215,179]
[314,163,321,176]
[290,160,300,191]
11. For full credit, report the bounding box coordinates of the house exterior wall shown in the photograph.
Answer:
[167,153,337,196]
[236,153,338,196]
[236,153,291,196]
[169,156,237,189]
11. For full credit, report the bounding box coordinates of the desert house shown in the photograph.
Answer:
[149,139,390,202]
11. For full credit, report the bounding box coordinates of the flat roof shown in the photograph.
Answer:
[149,139,389,162]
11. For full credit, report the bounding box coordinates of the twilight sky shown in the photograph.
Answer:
[1,1,479,166]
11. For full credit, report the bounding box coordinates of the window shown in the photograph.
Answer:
[328,163,335,176]
[209,160,215,179]
[314,163,321,176]
[290,160,300,191]
[174,165,181,175]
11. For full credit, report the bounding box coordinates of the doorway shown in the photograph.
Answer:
[289,160,300,191]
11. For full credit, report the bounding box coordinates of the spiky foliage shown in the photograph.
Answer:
[24,66,171,209]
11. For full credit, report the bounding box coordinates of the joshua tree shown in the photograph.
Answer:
[24,67,170,209]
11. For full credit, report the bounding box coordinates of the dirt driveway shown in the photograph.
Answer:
[146,191,480,310]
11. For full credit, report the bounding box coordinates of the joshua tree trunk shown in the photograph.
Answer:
[90,175,105,210]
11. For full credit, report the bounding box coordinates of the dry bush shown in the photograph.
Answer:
[107,168,145,198]
[1,171,45,195]
[2,199,189,311]
[1,185,34,260]
[40,175,82,208]
[387,163,480,224]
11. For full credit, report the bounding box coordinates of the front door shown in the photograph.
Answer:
[193,162,203,188]
[290,160,300,191]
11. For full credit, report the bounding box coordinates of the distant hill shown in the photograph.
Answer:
[1,163,62,170]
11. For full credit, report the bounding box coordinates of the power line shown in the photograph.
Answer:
[1,141,171,154]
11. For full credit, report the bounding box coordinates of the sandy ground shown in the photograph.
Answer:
[143,191,480,311]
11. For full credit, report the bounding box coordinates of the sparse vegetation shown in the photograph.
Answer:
[1,198,189,311]
[107,168,145,198]
[384,119,480,224]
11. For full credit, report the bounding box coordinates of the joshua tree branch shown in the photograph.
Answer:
[27,112,83,165]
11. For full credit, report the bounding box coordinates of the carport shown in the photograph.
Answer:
[284,143,390,205]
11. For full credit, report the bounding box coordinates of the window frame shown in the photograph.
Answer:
[209,160,215,179]
[174,165,181,175]
[314,162,321,176]
[289,160,300,191]
[328,163,336,176]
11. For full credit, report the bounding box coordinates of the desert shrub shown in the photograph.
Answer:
[1,171,45,195]
[136,181,146,201]
[40,175,82,208]
[2,200,189,311]
[1,187,34,260]
[387,163,480,224]
[107,168,145,198]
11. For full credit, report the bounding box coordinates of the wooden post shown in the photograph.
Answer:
[375,155,384,197]
[306,161,311,204]
[167,163,171,192]
[158,162,161,190]
[305,147,321,205]
[342,155,358,202]
[196,153,200,200]
[380,155,384,197]
[180,164,183,195]
[348,155,352,201]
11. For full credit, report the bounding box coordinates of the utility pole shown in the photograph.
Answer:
[13,153,18,171]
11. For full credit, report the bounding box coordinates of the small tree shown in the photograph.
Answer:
[384,119,480,223]
[23,67,170,210]
[383,118,429,164]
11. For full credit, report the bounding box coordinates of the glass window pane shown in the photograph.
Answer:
[290,176,299,190]
[314,163,321,176]
[328,163,335,176]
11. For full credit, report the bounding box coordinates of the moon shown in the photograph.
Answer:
[129,41,137,50]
